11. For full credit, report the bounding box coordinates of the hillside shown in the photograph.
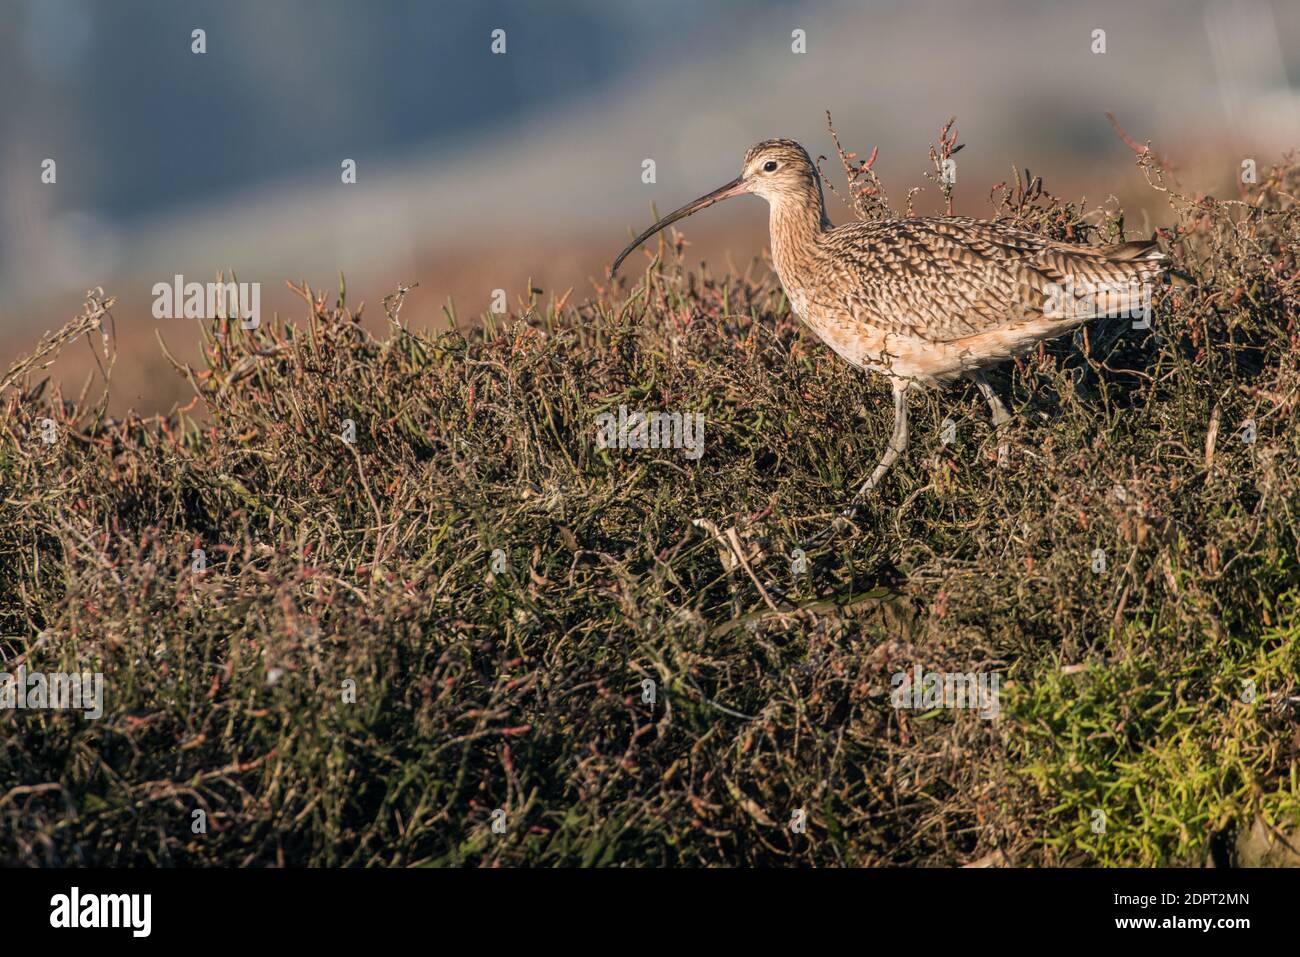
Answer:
[1,143,1298,866]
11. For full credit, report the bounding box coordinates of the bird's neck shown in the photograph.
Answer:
[769,179,829,277]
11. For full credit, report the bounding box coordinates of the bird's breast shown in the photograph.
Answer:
[780,277,957,386]
[783,283,887,373]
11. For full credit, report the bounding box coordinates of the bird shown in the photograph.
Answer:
[612,138,1167,530]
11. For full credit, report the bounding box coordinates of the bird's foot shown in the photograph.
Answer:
[800,497,864,551]
[990,410,1013,468]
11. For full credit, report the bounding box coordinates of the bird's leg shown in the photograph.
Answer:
[971,371,1011,427]
[852,379,910,501]
[969,371,1011,465]
[803,381,910,548]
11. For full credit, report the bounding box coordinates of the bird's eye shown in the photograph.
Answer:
[763,160,778,172]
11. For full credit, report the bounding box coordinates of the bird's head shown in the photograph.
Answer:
[612,138,819,275]
[739,139,819,203]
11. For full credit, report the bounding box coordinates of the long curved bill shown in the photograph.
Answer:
[612,176,750,275]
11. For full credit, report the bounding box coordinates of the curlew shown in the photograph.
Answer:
[612,139,1166,526]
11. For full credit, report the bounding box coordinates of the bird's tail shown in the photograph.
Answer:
[1102,236,1167,265]
[1056,234,1167,322]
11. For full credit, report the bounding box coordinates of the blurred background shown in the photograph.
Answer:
[1,0,1297,412]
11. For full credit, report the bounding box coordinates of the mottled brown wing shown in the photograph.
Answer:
[816,217,1160,343]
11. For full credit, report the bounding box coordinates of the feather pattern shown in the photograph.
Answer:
[744,140,1168,384]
